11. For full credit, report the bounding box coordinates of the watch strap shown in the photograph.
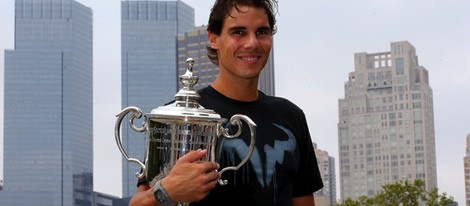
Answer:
[153,179,177,206]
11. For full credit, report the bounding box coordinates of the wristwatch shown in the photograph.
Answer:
[153,179,177,206]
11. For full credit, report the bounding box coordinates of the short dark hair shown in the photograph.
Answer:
[206,0,278,65]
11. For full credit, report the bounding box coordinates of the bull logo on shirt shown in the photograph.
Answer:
[219,123,297,188]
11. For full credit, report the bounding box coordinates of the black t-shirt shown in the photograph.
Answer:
[189,86,323,206]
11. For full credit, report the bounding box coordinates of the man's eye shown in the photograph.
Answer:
[233,30,245,35]
[256,30,271,36]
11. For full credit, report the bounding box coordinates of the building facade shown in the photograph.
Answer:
[313,143,337,206]
[176,26,276,96]
[120,0,195,198]
[465,134,470,206]
[338,41,437,200]
[2,0,93,205]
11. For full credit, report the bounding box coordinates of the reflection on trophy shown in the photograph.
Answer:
[114,58,256,204]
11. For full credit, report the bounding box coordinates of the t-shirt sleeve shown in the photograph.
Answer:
[292,109,324,197]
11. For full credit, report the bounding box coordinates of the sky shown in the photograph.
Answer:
[1,0,469,204]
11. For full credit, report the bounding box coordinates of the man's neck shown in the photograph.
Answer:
[211,77,259,102]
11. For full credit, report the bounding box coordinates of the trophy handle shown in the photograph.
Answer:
[217,114,257,185]
[114,106,147,178]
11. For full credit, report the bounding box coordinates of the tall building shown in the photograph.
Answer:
[176,26,216,91]
[92,192,121,206]
[176,26,276,95]
[464,134,470,206]
[120,0,195,198]
[1,0,93,205]
[338,41,437,200]
[313,143,337,206]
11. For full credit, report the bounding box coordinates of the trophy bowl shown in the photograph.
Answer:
[114,58,256,198]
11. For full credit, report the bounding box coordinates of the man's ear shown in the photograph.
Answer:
[208,32,218,49]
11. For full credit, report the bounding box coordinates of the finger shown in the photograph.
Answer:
[197,173,219,194]
[205,174,220,190]
[205,162,220,172]
[177,149,208,163]
[206,170,220,182]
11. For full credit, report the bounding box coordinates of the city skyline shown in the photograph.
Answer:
[1,0,469,204]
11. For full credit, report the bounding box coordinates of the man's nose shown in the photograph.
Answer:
[244,33,260,49]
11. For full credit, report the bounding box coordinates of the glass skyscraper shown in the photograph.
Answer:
[2,0,93,205]
[338,41,437,200]
[120,0,194,198]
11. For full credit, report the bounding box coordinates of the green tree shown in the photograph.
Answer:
[374,179,426,206]
[336,198,362,206]
[357,195,375,206]
[425,188,454,206]
[336,196,374,206]
[336,179,454,206]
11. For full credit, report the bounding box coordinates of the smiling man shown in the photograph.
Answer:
[129,1,323,205]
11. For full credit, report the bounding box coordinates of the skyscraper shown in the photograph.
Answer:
[120,0,194,198]
[2,0,93,205]
[338,41,437,200]
[464,134,470,206]
[176,25,276,95]
[313,143,337,206]
[176,26,217,91]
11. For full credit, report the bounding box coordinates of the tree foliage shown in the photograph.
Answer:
[336,179,454,206]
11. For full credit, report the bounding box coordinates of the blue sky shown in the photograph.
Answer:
[1,0,469,203]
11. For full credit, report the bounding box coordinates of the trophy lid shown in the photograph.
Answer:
[147,58,221,121]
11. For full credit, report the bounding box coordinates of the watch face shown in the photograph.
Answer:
[156,189,166,203]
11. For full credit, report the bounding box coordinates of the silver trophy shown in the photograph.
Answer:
[114,58,256,204]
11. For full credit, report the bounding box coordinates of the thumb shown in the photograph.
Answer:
[177,149,208,163]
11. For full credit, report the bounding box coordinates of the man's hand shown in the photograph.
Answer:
[162,149,220,203]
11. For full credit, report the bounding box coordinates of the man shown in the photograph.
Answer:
[129,0,323,205]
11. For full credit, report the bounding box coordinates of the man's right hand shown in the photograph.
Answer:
[129,149,220,206]
[161,149,220,203]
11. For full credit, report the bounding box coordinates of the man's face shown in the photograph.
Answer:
[209,5,273,81]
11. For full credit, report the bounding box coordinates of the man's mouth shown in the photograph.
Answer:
[239,55,260,62]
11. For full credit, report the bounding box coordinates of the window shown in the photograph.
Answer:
[395,58,404,76]
[414,69,420,83]
[368,72,376,81]
[413,102,421,109]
